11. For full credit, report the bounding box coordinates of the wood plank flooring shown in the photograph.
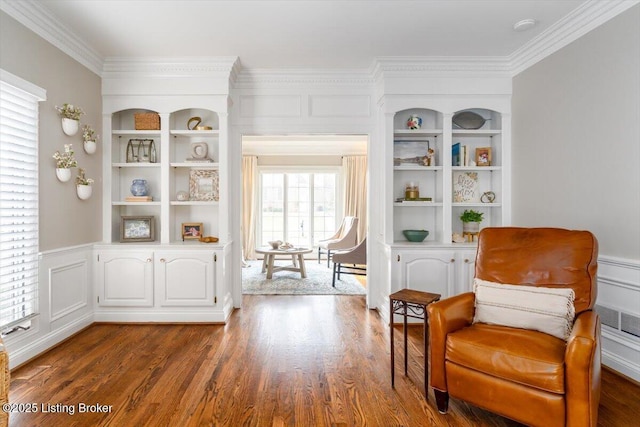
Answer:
[8,295,640,426]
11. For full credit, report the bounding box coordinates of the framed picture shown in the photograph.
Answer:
[393,139,434,166]
[189,169,219,201]
[121,216,155,242]
[182,222,203,241]
[452,172,480,203]
[476,147,492,166]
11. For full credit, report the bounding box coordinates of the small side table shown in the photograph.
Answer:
[390,289,441,399]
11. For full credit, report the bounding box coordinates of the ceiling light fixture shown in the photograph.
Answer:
[513,18,536,32]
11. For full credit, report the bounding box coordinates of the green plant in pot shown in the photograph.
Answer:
[460,209,484,234]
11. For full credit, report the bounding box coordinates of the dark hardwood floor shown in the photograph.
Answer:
[8,295,640,426]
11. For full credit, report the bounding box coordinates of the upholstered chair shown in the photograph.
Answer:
[331,237,367,286]
[317,216,358,267]
[428,227,600,427]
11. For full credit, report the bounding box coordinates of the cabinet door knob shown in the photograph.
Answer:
[397,255,400,262]
[451,258,455,263]
[146,258,152,263]
[160,258,166,263]
[464,259,469,263]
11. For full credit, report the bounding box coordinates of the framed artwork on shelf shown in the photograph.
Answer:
[453,171,479,203]
[476,147,492,166]
[393,139,435,166]
[120,216,155,242]
[182,222,203,241]
[189,169,219,201]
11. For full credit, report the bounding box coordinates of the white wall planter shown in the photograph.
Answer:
[61,118,79,136]
[56,168,71,182]
[83,140,97,154]
[76,184,92,200]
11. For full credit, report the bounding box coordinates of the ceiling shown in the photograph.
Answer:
[33,0,588,70]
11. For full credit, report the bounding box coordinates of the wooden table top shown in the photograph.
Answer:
[389,289,441,306]
[255,247,313,255]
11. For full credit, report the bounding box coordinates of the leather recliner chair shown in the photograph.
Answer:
[428,227,600,427]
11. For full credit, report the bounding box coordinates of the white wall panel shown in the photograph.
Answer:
[239,95,302,118]
[49,260,88,322]
[309,95,370,117]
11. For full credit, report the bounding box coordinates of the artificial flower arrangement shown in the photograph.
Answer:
[55,103,84,120]
[52,144,78,168]
[81,124,99,142]
[75,168,94,185]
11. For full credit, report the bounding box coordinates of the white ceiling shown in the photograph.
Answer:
[32,0,588,69]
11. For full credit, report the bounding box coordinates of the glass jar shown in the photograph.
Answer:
[405,182,419,200]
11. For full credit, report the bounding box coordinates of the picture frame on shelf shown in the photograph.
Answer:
[476,147,492,166]
[182,222,203,241]
[120,216,155,242]
[453,171,480,203]
[393,139,434,166]
[189,169,219,201]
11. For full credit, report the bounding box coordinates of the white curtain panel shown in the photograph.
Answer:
[343,155,368,243]
[242,155,258,260]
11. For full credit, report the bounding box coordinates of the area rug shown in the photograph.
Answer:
[242,260,366,295]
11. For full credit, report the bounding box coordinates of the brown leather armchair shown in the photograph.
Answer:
[428,227,600,427]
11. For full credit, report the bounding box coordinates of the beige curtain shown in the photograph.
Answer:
[343,155,367,242]
[242,156,258,260]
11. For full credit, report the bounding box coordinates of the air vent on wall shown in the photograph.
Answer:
[621,313,640,338]
[595,304,620,329]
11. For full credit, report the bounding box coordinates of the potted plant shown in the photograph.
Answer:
[460,209,484,234]
[52,144,77,182]
[55,103,84,136]
[75,168,94,200]
[81,124,99,154]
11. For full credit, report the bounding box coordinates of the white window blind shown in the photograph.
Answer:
[0,70,45,332]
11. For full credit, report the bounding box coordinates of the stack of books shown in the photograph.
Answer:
[125,196,153,202]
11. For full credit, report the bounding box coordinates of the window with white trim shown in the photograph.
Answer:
[259,169,340,249]
[0,70,45,335]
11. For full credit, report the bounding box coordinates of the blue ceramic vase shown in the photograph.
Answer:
[130,179,149,196]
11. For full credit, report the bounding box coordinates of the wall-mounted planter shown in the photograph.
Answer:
[76,184,92,200]
[84,140,97,154]
[56,168,71,182]
[61,118,79,136]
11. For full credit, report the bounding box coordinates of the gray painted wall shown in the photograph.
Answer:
[512,5,640,259]
[1,11,102,251]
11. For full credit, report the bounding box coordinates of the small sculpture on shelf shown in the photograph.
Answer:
[406,115,422,130]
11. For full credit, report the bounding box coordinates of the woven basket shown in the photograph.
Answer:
[134,113,160,130]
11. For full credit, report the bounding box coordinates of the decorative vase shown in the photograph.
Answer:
[84,140,97,154]
[76,184,92,200]
[462,221,481,234]
[130,179,149,196]
[407,115,422,130]
[56,168,71,182]
[61,118,79,136]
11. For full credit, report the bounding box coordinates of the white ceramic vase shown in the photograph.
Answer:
[84,140,97,154]
[61,118,79,136]
[76,184,92,200]
[56,168,71,182]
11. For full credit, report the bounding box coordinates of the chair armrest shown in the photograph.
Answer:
[427,292,475,391]
[565,310,601,427]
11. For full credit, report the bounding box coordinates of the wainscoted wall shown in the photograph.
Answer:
[5,244,94,369]
[596,256,640,381]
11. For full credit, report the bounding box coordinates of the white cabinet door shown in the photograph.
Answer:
[97,251,154,306]
[393,249,455,298]
[457,250,477,294]
[155,251,216,307]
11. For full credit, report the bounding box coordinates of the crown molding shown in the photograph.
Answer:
[509,0,640,76]
[235,68,374,88]
[371,56,512,81]
[0,0,103,76]
[102,57,240,79]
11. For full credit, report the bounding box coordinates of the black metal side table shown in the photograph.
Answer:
[390,289,441,399]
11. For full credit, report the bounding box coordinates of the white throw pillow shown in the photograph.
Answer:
[473,278,575,340]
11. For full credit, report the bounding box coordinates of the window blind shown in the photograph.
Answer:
[0,72,45,332]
